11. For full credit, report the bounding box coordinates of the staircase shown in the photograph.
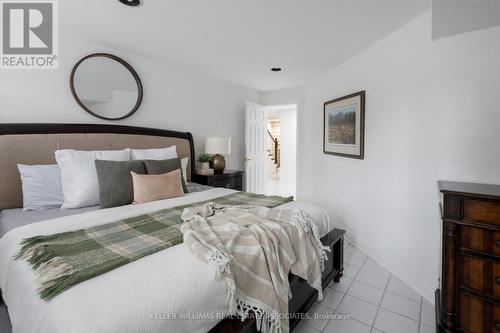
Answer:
[267,119,280,170]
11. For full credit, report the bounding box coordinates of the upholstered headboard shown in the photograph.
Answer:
[0,124,195,210]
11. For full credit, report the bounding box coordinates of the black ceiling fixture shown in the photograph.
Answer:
[271,67,282,72]
[119,0,141,6]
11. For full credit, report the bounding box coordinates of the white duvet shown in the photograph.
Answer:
[0,188,332,333]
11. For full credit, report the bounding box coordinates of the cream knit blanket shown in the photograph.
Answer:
[181,203,329,333]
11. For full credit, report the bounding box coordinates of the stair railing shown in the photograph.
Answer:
[267,130,280,169]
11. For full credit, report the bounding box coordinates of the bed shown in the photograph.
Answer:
[0,124,343,333]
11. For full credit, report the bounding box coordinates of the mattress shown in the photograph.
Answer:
[0,188,332,333]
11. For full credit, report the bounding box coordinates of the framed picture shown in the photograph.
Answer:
[323,91,365,159]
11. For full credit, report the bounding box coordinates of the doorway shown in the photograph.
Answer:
[264,105,297,197]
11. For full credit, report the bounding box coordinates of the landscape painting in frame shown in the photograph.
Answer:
[323,91,365,159]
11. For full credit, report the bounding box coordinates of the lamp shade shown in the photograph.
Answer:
[205,137,231,155]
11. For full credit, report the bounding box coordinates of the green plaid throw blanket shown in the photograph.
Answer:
[15,192,293,301]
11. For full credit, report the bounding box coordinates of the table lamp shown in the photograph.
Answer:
[205,137,231,174]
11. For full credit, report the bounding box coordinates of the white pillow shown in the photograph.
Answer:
[18,164,64,211]
[181,157,189,181]
[130,146,177,160]
[55,149,131,209]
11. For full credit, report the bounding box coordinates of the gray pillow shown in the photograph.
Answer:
[143,158,188,193]
[95,160,146,209]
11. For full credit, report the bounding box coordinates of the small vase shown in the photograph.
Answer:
[201,162,210,170]
[209,154,226,174]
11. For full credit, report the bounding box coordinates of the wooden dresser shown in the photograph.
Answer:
[438,181,500,333]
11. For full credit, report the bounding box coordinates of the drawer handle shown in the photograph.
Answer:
[496,240,500,248]
[225,184,230,189]
[496,276,500,285]
[496,321,500,331]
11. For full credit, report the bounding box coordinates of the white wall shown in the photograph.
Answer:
[279,108,297,184]
[262,12,500,302]
[0,37,259,170]
[432,0,500,40]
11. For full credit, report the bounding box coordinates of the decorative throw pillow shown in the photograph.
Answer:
[95,160,146,209]
[17,164,64,211]
[143,158,188,193]
[130,146,177,160]
[55,149,131,209]
[131,169,184,204]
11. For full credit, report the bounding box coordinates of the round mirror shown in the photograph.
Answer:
[70,53,143,120]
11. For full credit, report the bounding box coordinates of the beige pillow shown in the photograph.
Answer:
[131,169,185,204]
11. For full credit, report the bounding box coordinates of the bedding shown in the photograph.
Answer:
[0,184,210,238]
[181,157,189,181]
[16,192,292,301]
[181,203,327,333]
[95,160,147,208]
[0,188,332,333]
[186,182,213,193]
[17,164,64,211]
[130,146,177,160]
[132,170,185,204]
[55,149,131,209]
[0,206,99,238]
[143,158,188,193]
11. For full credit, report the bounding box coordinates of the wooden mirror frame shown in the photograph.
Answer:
[70,53,143,121]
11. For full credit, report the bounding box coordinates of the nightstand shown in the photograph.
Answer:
[193,170,244,191]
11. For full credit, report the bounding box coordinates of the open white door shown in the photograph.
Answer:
[245,102,267,194]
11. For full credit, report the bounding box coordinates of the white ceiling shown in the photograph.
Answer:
[62,1,430,92]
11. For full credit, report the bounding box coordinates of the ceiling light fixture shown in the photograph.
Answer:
[119,0,141,7]
[271,67,282,72]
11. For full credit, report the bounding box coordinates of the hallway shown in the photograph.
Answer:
[263,105,297,198]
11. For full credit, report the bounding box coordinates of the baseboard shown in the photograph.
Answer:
[343,233,436,305]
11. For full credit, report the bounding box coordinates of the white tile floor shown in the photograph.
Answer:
[295,241,436,333]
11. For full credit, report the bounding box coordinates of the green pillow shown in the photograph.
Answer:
[143,158,188,193]
[95,160,146,209]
